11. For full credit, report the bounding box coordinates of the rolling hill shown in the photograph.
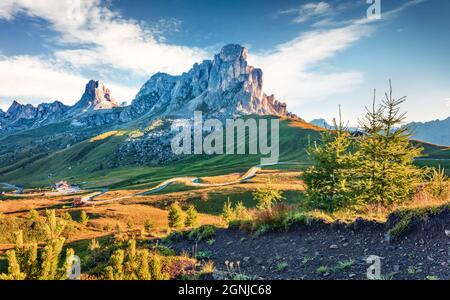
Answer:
[0,116,321,188]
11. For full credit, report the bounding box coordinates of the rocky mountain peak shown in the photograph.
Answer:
[125,44,291,120]
[71,80,119,113]
[6,100,37,120]
[219,44,248,62]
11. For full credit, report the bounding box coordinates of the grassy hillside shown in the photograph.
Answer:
[0,117,322,188]
[1,116,448,188]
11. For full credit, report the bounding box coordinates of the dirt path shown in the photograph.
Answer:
[82,162,307,206]
[169,211,450,280]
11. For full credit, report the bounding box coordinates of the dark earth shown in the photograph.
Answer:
[168,209,450,280]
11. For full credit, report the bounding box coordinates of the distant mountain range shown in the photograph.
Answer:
[406,118,450,146]
[0,44,292,135]
[310,117,450,147]
[309,118,359,132]
[0,44,299,182]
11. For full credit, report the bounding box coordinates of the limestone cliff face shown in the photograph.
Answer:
[122,44,290,121]
[70,80,119,114]
[1,44,293,134]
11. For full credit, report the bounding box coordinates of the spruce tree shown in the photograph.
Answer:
[253,183,284,210]
[80,211,89,225]
[356,82,422,207]
[302,107,358,211]
[0,228,75,280]
[168,202,184,229]
[222,198,235,223]
[44,209,66,240]
[104,240,168,280]
[185,205,199,227]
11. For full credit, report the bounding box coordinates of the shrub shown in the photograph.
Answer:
[89,239,101,251]
[168,202,184,229]
[126,218,134,230]
[0,230,75,280]
[104,240,162,280]
[43,209,66,240]
[221,200,251,224]
[425,166,449,199]
[222,198,235,223]
[253,185,284,210]
[61,212,72,221]
[185,205,199,227]
[28,209,39,221]
[144,219,154,231]
[80,211,89,225]
[187,225,216,242]
[103,239,196,280]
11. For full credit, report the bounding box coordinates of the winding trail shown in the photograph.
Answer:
[0,182,23,193]
[1,162,307,207]
[80,162,306,206]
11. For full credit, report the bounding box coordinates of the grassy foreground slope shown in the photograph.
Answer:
[0,117,322,188]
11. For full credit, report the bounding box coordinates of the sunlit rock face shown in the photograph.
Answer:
[0,44,293,135]
[71,80,119,114]
[122,44,290,120]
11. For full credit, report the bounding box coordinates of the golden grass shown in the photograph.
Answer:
[89,130,124,142]
[285,117,325,131]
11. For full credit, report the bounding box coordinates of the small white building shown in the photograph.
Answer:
[53,181,80,194]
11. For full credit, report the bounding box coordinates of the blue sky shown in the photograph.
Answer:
[0,0,449,125]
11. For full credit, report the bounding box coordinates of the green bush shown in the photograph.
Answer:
[80,211,89,225]
[425,166,449,199]
[185,205,199,227]
[253,185,284,210]
[187,225,216,242]
[0,211,75,280]
[168,202,185,229]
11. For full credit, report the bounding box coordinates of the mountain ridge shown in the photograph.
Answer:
[406,117,450,146]
[0,44,293,136]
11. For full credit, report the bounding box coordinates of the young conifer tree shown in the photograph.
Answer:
[185,205,199,227]
[168,202,185,229]
[302,106,358,211]
[356,81,423,207]
[0,210,75,280]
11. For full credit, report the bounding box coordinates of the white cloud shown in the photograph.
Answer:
[0,0,208,75]
[251,0,426,113]
[280,2,332,23]
[0,0,427,115]
[249,22,371,110]
[0,55,136,110]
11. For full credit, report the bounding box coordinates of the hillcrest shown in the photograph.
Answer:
[171,111,279,165]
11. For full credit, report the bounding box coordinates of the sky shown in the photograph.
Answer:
[0,0,449,125]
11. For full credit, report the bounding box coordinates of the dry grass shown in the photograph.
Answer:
[285,117,325,131]
[89,130,124,142]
